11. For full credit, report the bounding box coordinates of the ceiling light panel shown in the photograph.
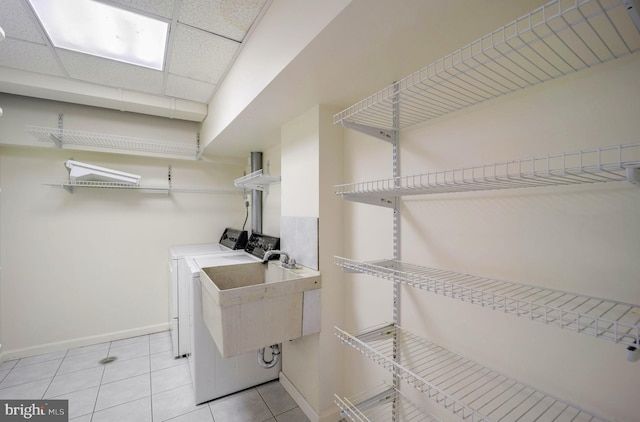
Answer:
[28,0,169,70]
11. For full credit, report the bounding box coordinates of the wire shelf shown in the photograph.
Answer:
[43,181,243,194]
[336,257,640,348]
[25,125,202,160]
[334,0,640,130]
[335,384,440,422]
[335,143,640,204]
[336,324,607,422]
[234,169,281,191]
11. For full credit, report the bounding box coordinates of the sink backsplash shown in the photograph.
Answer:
[280,216,319,270]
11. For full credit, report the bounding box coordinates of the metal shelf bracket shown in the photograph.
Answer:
[341,121,397,144]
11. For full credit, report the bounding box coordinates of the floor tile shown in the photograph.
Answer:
[275,407,310,422]
[91,396,152,422]
[109,341,150,361]
[0,331,301,422]
[150,335,172,354]
[164,406,214,422]
[150,349,184,372]
[151,361,191,395]
[111,334,149,348]
[66,342,110,357]
[0,360,18,371]
[0,378,51,399]
[69,415,92,422]
[257,380,298,416]
[209,388,273,422]
[15,350,67,367]
[152,384,203,422]
[0,359,61,388]
[150,331,171,339]
[44,366,104,398]
[95,374,150,411]
[102,355,150,384]
[57,350,108,375]
[50,386,100,419]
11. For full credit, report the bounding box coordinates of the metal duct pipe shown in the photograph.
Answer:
[250,151,263,234]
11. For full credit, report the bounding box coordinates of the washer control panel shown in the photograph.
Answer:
[244,233,280,260]
[219,228,248,250]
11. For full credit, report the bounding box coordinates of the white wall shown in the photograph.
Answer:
[341,54,640,421]
[280,105,345,421]
[0,95,246,360]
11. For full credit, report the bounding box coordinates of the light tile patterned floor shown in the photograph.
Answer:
[0,331,309,422]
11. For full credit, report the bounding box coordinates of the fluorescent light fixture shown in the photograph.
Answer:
[28,0,169,70]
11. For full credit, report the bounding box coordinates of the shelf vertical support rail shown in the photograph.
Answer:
[196,132,202,160]
[391,81,401,422]
[49,114,64,148]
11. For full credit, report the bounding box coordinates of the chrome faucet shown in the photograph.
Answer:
[263,250,297,269]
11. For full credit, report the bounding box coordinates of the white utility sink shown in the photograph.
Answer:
[200,261,321,358]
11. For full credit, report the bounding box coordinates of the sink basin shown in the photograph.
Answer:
[200,261,321,358]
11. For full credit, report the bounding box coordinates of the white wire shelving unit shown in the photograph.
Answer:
[336,324,607,422]
[335,384,440,422]
[42,180,243,195]
[335,257,640,349]
[335,143,640,206]
[334,0,640,131]
[332,0,640,420]
[234,169,281,192]
[25,124,203,160]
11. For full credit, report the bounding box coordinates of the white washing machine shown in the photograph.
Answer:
[168,228,248,358]
[184,233,282,404]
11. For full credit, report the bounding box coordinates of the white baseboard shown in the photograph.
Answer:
[0,323,169,362]
[279,372,320,422]
[319,405,343,422]
[279,372,343,422]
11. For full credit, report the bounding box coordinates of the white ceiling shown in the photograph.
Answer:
[0,0,556,159]
[0,0,269,121]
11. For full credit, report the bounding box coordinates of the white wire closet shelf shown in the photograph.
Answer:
[234,169,281,191]
[335,143,640,205]
[335,257,640,349]
[336,324,607,422]
[333,0,640,130]
[43,180,243,194]
[25,125,202,160]
[335,384,440,422]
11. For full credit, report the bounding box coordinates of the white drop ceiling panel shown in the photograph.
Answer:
[0,0,45,43]
[108,0,176,19]
[178,0,266,41]
[165,74,216,103]
[0,0,269,121]
[169,23,240,85]
[57,50,164,95]
[0,39,65,76]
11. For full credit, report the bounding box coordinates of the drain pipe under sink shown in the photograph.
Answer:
[257,344,280,368]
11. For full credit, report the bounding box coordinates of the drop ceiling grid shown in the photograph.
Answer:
[0,0,270,108]
[178,0,268,41]
[168,23,240,85]
[165,74,215,103]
